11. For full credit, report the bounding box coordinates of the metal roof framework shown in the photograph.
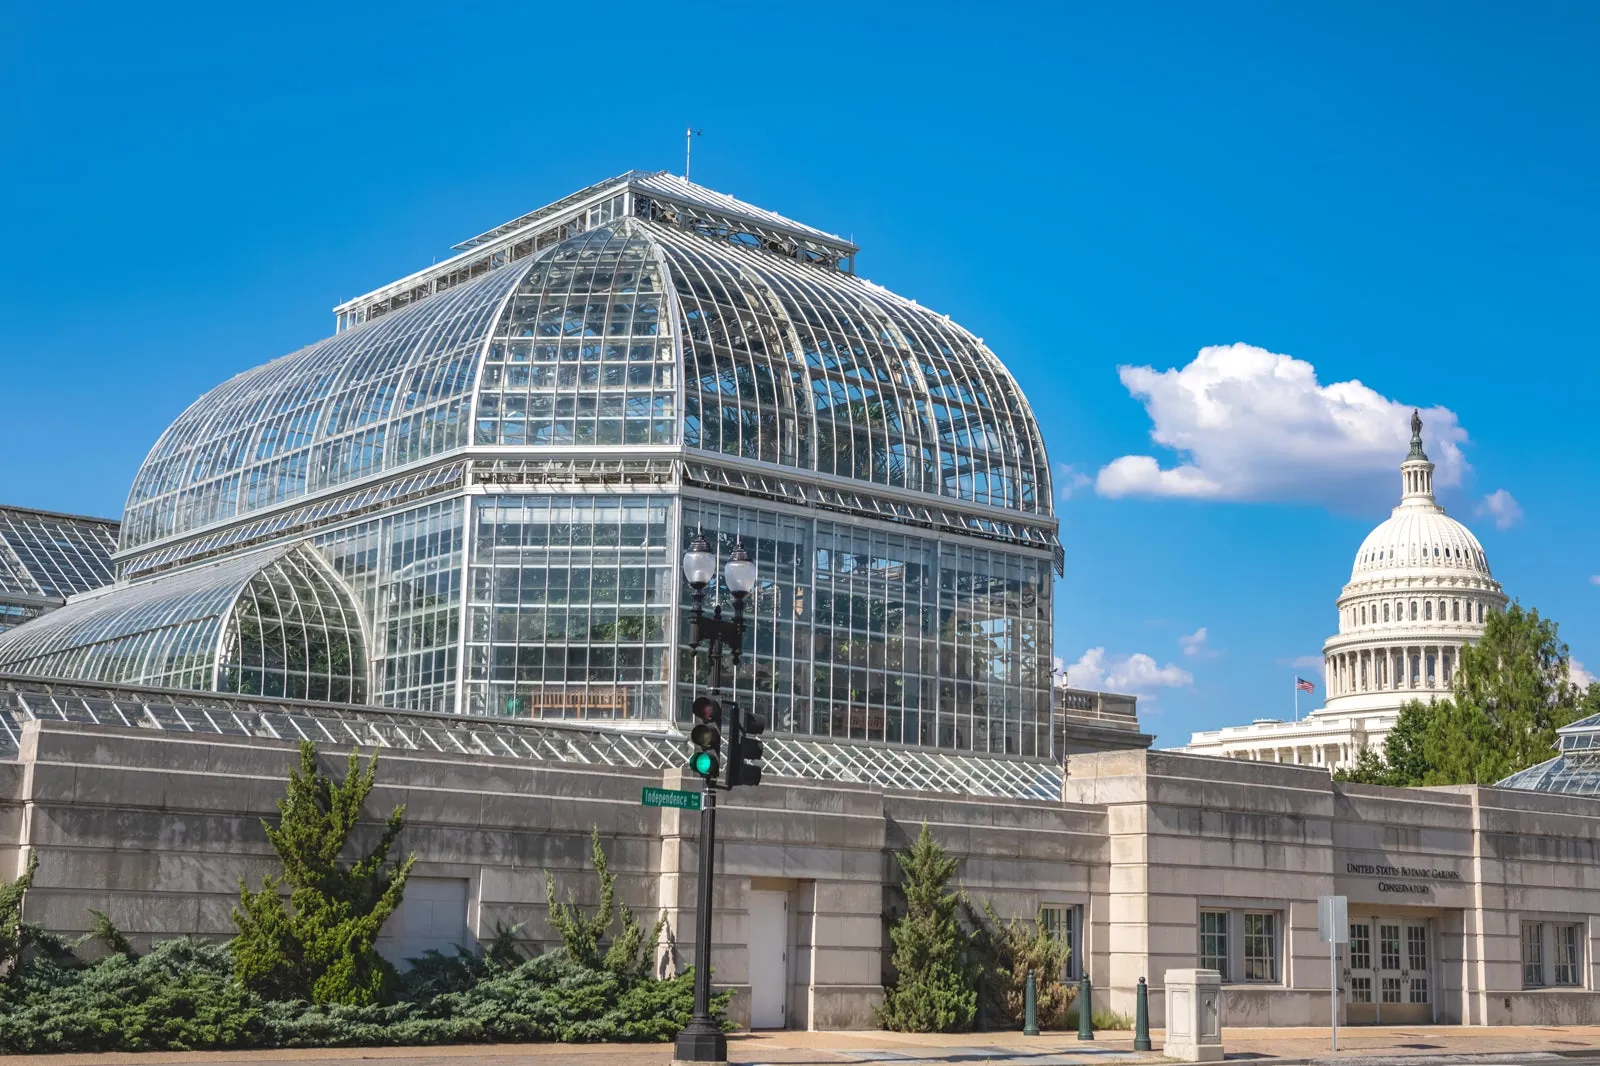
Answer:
[1498,711,1600,795]
[332,172,859,331]
[0,673,1063,801]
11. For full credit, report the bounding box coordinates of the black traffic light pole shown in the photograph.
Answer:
[676,547,749,1064]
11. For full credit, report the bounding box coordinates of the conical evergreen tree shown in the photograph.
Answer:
[878,824,976,1032]
[233,742,413,1004]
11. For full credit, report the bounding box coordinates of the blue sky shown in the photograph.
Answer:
[2,1,1595,745]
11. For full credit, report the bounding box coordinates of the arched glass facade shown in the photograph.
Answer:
[0,544,365,699]
[0,174,1060,758]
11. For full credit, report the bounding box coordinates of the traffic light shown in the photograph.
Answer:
[724,703,767,788]
[689,696,722,780]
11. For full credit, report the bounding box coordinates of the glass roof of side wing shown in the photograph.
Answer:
[0,547,291,690]
[120,263,531,554]
[0,508,120,599]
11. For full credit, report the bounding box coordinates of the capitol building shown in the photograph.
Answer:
[1182,412,1508,769]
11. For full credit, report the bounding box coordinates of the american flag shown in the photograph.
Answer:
[1296,677,1316,693]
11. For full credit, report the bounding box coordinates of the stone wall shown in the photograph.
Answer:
[1,719,1100,1030]
[1063,748,1600,1028]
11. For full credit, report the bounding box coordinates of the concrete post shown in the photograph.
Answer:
[1162,968,1222,1063]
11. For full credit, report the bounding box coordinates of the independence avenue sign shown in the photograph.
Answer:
[641,786,702,811]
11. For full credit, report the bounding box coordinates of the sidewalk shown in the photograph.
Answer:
[735,1025,1600,1062]
[7,1026,1600,1066]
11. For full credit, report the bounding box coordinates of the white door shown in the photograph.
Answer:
[747,889,788,1029]
[378,876,469,968]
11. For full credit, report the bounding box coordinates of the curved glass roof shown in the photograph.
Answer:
[123,190,1053,557]
[0,543,366,699]
[122,265,527,552]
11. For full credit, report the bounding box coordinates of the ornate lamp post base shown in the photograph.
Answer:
[673,1025,728,1062]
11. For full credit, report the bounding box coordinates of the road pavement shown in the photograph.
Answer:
[10,1025,1600,1065]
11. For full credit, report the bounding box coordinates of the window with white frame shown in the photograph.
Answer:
[1555,924,1584,987]
[1242,912,1278,982]
[1039,904,1082,980]
[1523,922,1545,988]
[1199,907,1281,983]
[1525,921,1586,988]
[1199,911,1230,980]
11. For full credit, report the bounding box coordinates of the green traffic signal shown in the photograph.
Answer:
[691,750,720,777]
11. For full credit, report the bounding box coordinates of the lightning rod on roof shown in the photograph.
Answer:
[686,126,703,181]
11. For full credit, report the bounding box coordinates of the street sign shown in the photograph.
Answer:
[642,786,702,811]
[1318,895,1348,942]
[1317,894,1348,1052]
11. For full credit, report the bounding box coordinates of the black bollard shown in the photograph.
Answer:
[1134,976,1152,1051]
[1077,972,1094,1041]
[1024,970,1039,1036]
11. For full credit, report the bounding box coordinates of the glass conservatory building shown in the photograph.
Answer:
[0,172,1060,758]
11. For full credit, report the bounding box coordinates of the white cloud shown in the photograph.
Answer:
[1055,463,1093,501]
[1057,648,1193,695]
[1095,343,1470,509]
[1477,489,1523,530]
[1591,575,1600,587]
[1574,659,1596,689]
[1285,654,1325,670]
[1178,626,1215,658]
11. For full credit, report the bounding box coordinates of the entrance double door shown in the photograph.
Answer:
[1346,917,1433,1024]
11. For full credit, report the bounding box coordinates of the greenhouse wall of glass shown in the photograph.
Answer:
[0,172,1061,758]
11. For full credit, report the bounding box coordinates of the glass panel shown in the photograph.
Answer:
[678,500,1052,756]
[1407,925,1428,971]
[1380,924,1401,971]
[219,545,368,705]
[1523,923,1545,988]
[1350,923,1371,970]
[1350,976,1372,1003]
[1200,911,1229,980]
[464,495,671,723]
[1409,977,1428,1003]
[648,221,1051,516]
[1556,924,1581,986]
[0,507,119,600]
[1381,977,1402,1003]
[1243,912,1276,982]
[121,267,518,551]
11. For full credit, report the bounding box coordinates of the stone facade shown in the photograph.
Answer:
[7,718,1600,1030]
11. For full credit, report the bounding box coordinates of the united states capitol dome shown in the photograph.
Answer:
[1321,410,1507,715]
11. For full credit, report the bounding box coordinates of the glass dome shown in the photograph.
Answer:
[0,174,1060,759]
[121,216,1051,556]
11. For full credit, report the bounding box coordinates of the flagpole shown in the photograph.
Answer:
[1295,675,1300,722]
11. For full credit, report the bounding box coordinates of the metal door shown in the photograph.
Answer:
[747,889,789,1029]
[1345,917,1431,1024]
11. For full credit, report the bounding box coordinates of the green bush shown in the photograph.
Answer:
[966,901,1072,1029]
[0,749,725,1053]
[878,824,977,1033]
[233,742,414,1006]
[0,938,264,1052]
[0,935,721,1052]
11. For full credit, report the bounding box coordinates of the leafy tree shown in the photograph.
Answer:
[966,901,1072,1029]
[1338,700,1430,785]
[878,824,976,1033]
[1336,603,1596,786]
[233,742,414,1005]
[544,828,664,980]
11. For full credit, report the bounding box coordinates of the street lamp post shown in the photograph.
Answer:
[674,532,756,1064]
